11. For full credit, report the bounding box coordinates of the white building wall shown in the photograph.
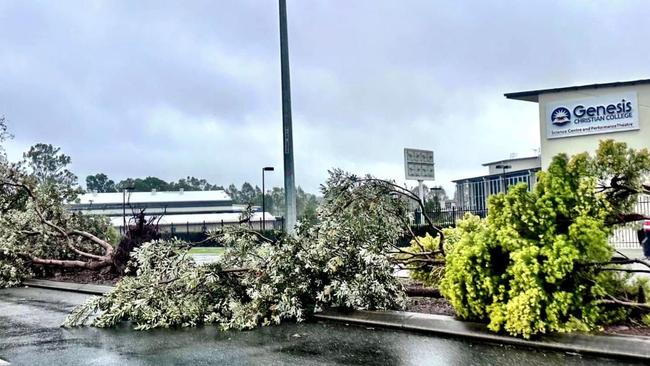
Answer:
[537,84,650,168]
[486,157,541,175]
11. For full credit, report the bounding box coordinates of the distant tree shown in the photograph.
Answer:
[22,143,79,201]
[267,187,285,216]
[226,184,240,202]
[86,173,117,193]
[117,177,169,192]
[239,182,258,205]
[115,178,136,191]
[23,144,77,185]
[138,177,169,191]
[298,188,319,225]
[168,176,222,191]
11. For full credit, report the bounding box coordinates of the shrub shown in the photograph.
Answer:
[440,140,650,338]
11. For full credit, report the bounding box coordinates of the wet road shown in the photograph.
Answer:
[0,287,644,365]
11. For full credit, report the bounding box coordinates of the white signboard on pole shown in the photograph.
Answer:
[545,92,639,139]
[404,148,435,180]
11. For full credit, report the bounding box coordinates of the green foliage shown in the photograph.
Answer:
[441,140,650,338]
[93,172,321,223]
[65,240,228,329]
[86,173,117,193]
[23,143,79,201]
[0,245,31,288]
[0,129,117,285]
[65,169,408,330]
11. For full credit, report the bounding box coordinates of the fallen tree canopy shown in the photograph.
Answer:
[64,170,446,330]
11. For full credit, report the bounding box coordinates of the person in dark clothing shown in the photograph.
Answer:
[640,221,650,258]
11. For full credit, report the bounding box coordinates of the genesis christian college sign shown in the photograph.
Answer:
[545,92,639,139]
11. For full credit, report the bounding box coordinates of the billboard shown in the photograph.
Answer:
[545,92,639,139]
[404,148,435,180]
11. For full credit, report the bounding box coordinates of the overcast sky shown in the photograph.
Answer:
[2,0,650,195]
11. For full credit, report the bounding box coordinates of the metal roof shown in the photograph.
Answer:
[110,211,274,227]
[75,190,231,205]
[481,156,540,166]
[504,78,650,103]
[452,167,540,183]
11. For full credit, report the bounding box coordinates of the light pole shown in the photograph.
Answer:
[495,164,511,193]
[122,186,135,234]
[262,166,275,231]
[279,0,297,234]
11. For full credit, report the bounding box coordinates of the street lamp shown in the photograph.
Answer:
[262,167,275,231]
[122,186,135,234]
[495,164,511,193]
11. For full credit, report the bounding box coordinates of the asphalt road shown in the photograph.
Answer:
[0,287,644,366]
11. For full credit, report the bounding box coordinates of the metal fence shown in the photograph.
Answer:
[162,217,286,245]
[413,195,650,250]
[413,207,488,228]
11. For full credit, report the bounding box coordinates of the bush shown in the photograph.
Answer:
[440,141,650,338]
[0,245,32,288]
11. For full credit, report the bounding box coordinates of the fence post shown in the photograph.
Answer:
[452,207,456,226]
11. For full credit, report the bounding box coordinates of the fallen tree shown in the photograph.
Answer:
[64,170,445,330]
[0,176,160,279]
[0,119,159,283]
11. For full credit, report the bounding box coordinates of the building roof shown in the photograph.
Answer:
[75,190,231,205]
[452,167,540,183]
[504,78,650,103]
[109,211,274,227]
[481,155,540,167]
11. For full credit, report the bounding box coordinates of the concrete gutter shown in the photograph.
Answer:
[315,309,650,361]
[23,279,112,295]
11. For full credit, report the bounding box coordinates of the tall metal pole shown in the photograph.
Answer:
[262,168,266,231]
[279,0,297,233]
[122,189,126,235]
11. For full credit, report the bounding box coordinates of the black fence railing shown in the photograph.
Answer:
[410,195,650,249]
[158,217,286,246]
[412,207,488,228]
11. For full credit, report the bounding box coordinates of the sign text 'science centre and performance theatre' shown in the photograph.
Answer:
[546,92,639,139]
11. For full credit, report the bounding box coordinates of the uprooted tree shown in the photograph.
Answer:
[0,119,160,287]
[439,139,650,338]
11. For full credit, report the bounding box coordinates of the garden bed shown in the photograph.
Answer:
[404,287,650,337]
[44,268,121,286]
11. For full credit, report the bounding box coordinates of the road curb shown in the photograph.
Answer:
[20,280,650,360]
[23,279,112,295]
[314,309,650,361]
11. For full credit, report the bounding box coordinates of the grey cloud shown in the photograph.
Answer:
[1,0,649,195]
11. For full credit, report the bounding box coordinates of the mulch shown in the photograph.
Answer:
[403,281,650,337]
[43,268,122,286]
